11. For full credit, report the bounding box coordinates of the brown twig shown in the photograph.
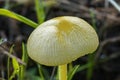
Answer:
[95,36,120,61]
[0,45,26,65]
[57,0,120,22]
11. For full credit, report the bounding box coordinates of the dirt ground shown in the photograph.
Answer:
[0,0,120,80]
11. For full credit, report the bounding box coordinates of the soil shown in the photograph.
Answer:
[0,0,120,80]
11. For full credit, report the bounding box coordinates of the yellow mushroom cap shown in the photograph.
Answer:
[27,16,99,66]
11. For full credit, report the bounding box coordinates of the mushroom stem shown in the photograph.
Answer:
[59,64,67,80]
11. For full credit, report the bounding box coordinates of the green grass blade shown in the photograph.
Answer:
[35,0,45,24]
[68,65,80,80]
[0,9,38,28]
[86,54,95,80]
[76,63,92,73]
[9,71,17,80]
[12,58,20,73]
[7,45,14,80]
[37,64,45,80]
[10,57,20,80]
[37,64,50,80]
[19,43,28,80]
[22,43,28,65]
[89,9,97,31]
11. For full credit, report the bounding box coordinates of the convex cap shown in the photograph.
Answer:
[27,16,99,66]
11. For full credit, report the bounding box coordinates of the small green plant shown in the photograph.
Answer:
[7,43,28,80]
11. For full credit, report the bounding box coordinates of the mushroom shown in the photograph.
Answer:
[27,16,99,80]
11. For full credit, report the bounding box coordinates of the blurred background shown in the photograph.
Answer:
[0,0,120,80]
